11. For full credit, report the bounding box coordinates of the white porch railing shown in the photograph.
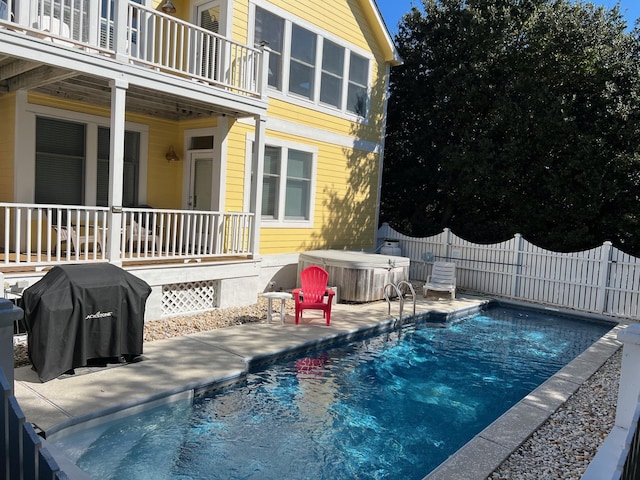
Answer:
[0,0,263,97]
[0,203,254,268]
[120,207,254,261]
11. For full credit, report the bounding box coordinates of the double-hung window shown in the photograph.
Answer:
[289,25,316,100]
[253,8,370,118]
[320,40,344,108]
[255,7,284,89]
[255,142,315,225]
[347,53,369,116]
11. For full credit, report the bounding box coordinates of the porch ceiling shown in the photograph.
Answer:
[0,54,251,121]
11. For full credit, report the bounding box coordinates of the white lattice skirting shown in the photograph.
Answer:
[161,280,219,316]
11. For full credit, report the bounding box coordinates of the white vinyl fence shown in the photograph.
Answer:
[377,223,640,319]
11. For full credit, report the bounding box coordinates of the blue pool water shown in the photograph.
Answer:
[53,306,612,479]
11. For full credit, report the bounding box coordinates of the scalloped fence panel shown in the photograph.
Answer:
[377,223,640,318]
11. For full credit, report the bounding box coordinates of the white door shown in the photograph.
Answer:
[196,1,222,80]
[188,153,218,211]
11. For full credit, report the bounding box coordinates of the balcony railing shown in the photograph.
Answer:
[0,203,254,268]
[0,0,264,97]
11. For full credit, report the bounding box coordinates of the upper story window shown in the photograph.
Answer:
[320,40,344,108]
[289,25,316,100]
[253,7,371,119]
[347,53,369,116]
[255,7,284,90]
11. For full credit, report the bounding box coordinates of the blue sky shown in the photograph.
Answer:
[376,0,640,34]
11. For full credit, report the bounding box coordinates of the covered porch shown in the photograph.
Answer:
[0,0,272,316]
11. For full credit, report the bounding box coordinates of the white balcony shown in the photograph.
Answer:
[0,0,267,115]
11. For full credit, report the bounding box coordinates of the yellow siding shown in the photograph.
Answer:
[226,0,388,253]
[0,94,16,202]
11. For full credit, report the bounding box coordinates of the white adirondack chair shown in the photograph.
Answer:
[423,262,456,299]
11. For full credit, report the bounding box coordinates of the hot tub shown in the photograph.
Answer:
[298,250,410,303]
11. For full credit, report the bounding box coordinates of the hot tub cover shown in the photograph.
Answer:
[23,264,151,382]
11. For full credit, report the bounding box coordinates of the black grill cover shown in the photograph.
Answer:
[23,264,151,382]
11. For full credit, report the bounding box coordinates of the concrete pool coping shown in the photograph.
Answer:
[12,294,622,479]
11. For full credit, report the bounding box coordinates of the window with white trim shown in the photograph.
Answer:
[289,25,316,100]
[255,7,284,89]
[320,39,344,108]
[253,7,370,118]
[347,52,369,116]
[248,138,316,226]
[262,145,313,222]
[35,116,141,207]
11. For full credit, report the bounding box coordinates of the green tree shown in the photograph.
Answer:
[381,0,640,254]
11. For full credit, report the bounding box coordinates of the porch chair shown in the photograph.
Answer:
[423,262,456,299]
[293,265,335,326]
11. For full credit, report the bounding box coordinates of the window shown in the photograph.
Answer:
[96,128,141,207]
[253,8,371,117]
[261,146,281,218]
[320,40,344,108]
[34,116,142,207]
[257,143,315,224]
[289,25,316,99]
[347,53,369,115]
[255,7,284,89]
[35,117,85,205]
[284,149,312,219]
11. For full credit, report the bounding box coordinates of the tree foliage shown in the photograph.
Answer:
[381,0,640,254]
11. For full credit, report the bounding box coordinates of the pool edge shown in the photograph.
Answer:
[423,322,624,480]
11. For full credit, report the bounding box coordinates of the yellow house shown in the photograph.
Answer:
[0,0,400,318]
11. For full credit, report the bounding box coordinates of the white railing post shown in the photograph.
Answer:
[256,44,270,99]
[596,241,613,314]
[511,233,523,299]
[443,228,451,260]
[113,0,128,61]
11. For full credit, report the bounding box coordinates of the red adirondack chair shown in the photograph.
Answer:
[293,265,335,325]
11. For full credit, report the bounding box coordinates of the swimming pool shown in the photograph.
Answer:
[51,305,613,479]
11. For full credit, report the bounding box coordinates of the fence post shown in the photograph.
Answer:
[596,241,612,314]
[510,233,523,299]
[443,228,451,260]
[0,298,23,393]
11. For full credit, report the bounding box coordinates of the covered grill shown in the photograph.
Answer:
[22,264,151,382]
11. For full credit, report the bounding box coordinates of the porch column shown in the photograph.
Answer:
[249,115,267,256]
[106,78,128,266]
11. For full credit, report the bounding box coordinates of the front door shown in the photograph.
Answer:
[188,153,218,211]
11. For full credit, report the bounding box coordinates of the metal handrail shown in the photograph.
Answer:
[397,280,417,317]
[384,282,404,319]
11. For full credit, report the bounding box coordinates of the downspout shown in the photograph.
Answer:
[373,62,392,246]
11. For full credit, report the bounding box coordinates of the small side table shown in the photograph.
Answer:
[262,292,293,324]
